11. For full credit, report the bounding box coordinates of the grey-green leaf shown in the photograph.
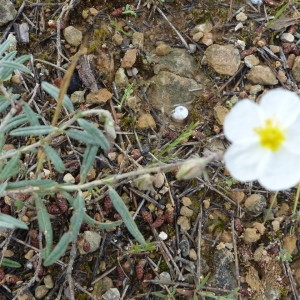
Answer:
[34,195,53,258]
[10,125,56,136]
[80,144,98,182]
[77,118,110,150]
[6,179,56,189]
[43,145,65,173]
[3,114,28,132]
[109,187,146,245]
[0,213,28,229]
[23,103,40,126]
[43,232,73,266]
[41,81,74,113]
[0,151,21,181]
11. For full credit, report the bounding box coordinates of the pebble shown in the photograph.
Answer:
[181,197,192,206]
[205,44,241,76]
[63,173,75,183]
[132,32,144,49]
[230,189,245,204]
[236,12,247,22]
[192,31,204,42]
[121,48,138,68]
[171,105,189,123]
[155,42,172,55]
[158,231,168,240]
[136,114,156,129]
[191,22,213,35]
[114,68,129,87]
[35,285,49,299]
[177,216,191,232]
[244,54,260,68]
[281,32,294,43]
[247,65,278,85]
[249,84,263,95]
[252,222,265,235]
[180,206,193,217]
[200,32,213,46]
[0,0,17,26]
[44,275,54,289]
[283,234,297,255]
[78,231,101,254]
[269,45,280,53]
[70,90,85,103]
[243,227,261,243]
[244,194,266,216]
[189,248,197,260]
[213,105,229,125]
[86,88,113,104]
[63,26,82,47]
[112,32,123,46]
[103,288,120,300]
[292,56,300,81]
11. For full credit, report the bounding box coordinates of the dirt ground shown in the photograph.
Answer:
[1,0,300,299]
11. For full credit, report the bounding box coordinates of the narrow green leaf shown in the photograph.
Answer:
[0,213,28,229]
[0,151,21,181]
[43,232,73,266]
[0,258,22,268]
[41,81,74,113]
[0,182,7,197]
[80,144,98,182]
[0,39,12,56]
[69,195,84,239]
[0,61,31,76]
[6,179,56,189]
[0,97,10,112]
[109,187,146,245]
[77,118,110,150]
[3,114,28,132]
[66,129,107,148]
[34,195,53,258]
[83,214,122,229]
[0,132,5,151]
[22,103,40,126]
[43,145,65,173]
[10,125,56,136]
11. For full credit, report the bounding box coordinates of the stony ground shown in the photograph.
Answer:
[1,0,300,299]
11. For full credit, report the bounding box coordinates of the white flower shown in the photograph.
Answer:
[224,89,300,191]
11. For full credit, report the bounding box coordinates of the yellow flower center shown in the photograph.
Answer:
[254,119,285,151]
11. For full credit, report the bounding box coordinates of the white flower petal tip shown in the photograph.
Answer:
[171,106,189,123]
[224,89,300,191]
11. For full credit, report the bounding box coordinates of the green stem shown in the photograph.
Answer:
[263,191,278,224]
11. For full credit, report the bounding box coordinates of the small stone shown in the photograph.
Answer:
[35,285,49,299]
[87,166,96,180]
[70,91,85,103]
[189,248,197,260]
[192,22,213,34]
[63,26,82,47]
[236,12,247,22]
[230,189,245,204]
[11,75,22,84]
[247,65,278,85]
[249,84,263,95]
[63,173,75,183]
[214,105,229,125]
[271,219,280,232]
[181,197,192,206]
[200,32,213,46]
[103,288,120,300]
[244,194,266,216]
[180,206,193,217]
[177,216,191,232]
[24,249,34,260]
[86,88,113,104]
[277,70,287,83]
[243,227,261,243]
[155,43,172,55]
[136,114,156,129]
[0,0,17,26]
[269,45,280,53]
[108,152,117,161]
[244,54,260,68]
[281,32,294,43]
[121,48,138,68]
[132,32,144,49]
[115,68,129,87]
[252,222,265,235]
[153,172,165,188]
[203,198,210,209]
[283,234,297,255]
[275,202,289,217]
[205,44,241,76]
[112,32,123,46]
[44,275,54,289]
[126,95,141,112]
[158,231,168,240]
[253,245,269,262]
[78,231,101,254]
[292,56,300,82]
[192,31,204,42]
[89,7,99,16]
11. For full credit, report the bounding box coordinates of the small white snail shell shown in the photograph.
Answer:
[171,106,189,123]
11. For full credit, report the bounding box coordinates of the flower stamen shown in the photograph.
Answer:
[254,119,285,151]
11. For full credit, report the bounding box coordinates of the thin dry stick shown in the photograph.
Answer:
[66,240,77,300]
[155,6,189,51]
[230,213,241,300]
[196,206,203,286]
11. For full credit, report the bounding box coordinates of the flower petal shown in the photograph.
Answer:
[284,115,300,154]
[260,89,300,127]
[224,99,264,142]
[258,148,300,191]
[224,141,268,182]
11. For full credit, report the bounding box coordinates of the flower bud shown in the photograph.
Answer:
[176,157,207,180]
